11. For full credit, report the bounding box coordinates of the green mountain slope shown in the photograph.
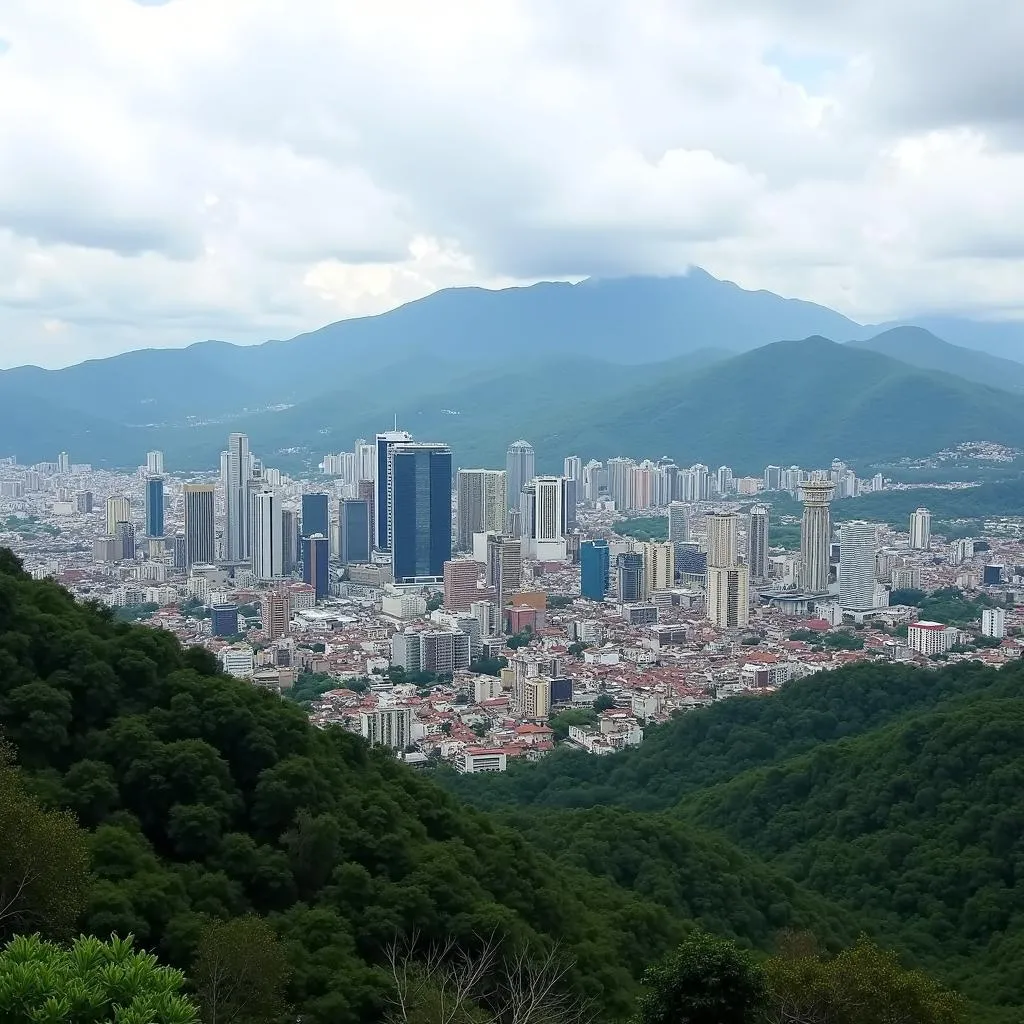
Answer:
[0,549,868,1021]
[680,690,1024,1010]
[848,327,1024,393]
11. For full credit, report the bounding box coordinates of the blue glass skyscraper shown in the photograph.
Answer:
[390,443,452,583]
[301,493,330,539]
[580,539,610,600]
[301,534,330,600]
[340,499,370,563]
[145,476,164,538]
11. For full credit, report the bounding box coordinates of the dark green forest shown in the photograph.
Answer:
[1,548,1020,1021]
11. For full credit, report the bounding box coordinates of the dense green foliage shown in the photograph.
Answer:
[887,586,1003,627]
[0,933,200,1024]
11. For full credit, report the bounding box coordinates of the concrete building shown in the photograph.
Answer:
[520,476,569,560]
[616,551,644,604]
[456,469,507,552]
[839,522,878,611]
[707,565,750,629]
[183,484,216,567]
[910,508,932,551]
[443,559,480,611]
[800,480,834,594]
[747,506,770,581]
[486,534,522,611]
[262,591,290,641]
[908,620,958,655]
[223,432,251,561]
[460,748,508,773]
[105,495,130,536]
[220,644,255,678]
[249,490,283,581]
[391,629,471,674]
[360,705,413,749]
[505,440,535,530]
[705,512,739,568]
[642,541,674,596]
[982,607,1006,638]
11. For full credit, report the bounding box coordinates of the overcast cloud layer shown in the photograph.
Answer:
[2,0,1024,367]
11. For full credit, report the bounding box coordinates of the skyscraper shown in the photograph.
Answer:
[390,443,452,582]
[183,484,216,566]
[580,539,610,601]
[505,440,535,527]
[705,512,739,568]
[800,480,835,594]
[262,591,290,640]
[642,541,675,596]
[301,493,330,540]
[748,506,770,581]
[115,520,136,560]
[563,455,582,482]
[105,496,130,536]
[249,490,283,581]
[909,508,932,551]
[486,535,522,612]
[764,465,781,491]
[456,469,507,552]
[146,451,164,475]
[375,430,414,550]
[443,559,480,611]
[616,551,644,604]
[707,566,750,628]
[145,476,164,538]
[281,509,299,574]
[223,432,251,562]
[302,534,330,599]
[521,477,567,544]
[340,498,370,563]
[839,522,879,611]
[668,502,689,566]
[57,451,70,475]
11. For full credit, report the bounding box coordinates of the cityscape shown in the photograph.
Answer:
[2,430,1019,772]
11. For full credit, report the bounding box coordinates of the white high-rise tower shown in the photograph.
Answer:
[800,480,835,594]
[839,521,878,610]
[223,432,251,562]
[249,490,283,581]
[909,508,932,551]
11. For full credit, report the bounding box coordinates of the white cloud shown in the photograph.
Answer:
[1,0,1024,366]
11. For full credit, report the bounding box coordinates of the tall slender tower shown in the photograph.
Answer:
[705,512,739,568]
[505,441,535,529]
[909,508,932,551]
[374,430,414,550]
[748,506,770,581]
[668,501,689,567]
[839,521,878,610]
[456,469,507,552]
[390,442,452,582]
[249,490,283,581]
[183,484,216,566]
[145,476,165,538]
[223,432,251,562]
[800,480,835,594]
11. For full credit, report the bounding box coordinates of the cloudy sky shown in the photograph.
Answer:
[2,0,1023,367]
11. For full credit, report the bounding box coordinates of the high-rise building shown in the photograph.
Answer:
[580,540,610,601]
[105,495,130,536]
[57,451,70,475]
[982,607,1006,639]
[211,604,239,638]
[800,480,835,594]
[909,508,932,551]
[76,491,94,514]
[115,520,136,560]
[839,522,879,611]
[521,476,568,544]
[340,499,371,563]
[145,476,164,538]
[642,541,675,596]
[748,506,770,581]
[705,512,739,568]
[390,443,452,583]
[374,430,414,550]
[360,705,413,750]
[505,441,535,528]
[249,491,283,581]
[262,591,291,640]
[707,565,750,629]
[715,466,734,495]
[443,559,480,611]
[616,551,644,604]
[668,502,689,567]
[223,432,251,562]
[456,469,507,552]
[302,534,330,600]
[146,451,164,475]
[281,509,299,574]
[563,455,582,482]
[301,493,330,540]
[183,484,216,566]
[764,465,782,491]
[172,532,187,570]
[486,535,522,612]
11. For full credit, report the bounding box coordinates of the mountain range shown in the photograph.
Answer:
[3,270,1024,471]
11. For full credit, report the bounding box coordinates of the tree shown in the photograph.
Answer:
[426,594,445,612]
[762,934,964,1024]
[386,933,592,1024]
[632,929,765,1024]
[566,643,589,658]
[0,743,89,940]
[593,694,616,713]
[193,915,290,1024]
[0,932,200,1023]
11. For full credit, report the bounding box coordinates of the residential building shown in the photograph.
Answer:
[360,705,413,749]
[444,559,480,611]
[520,476,569,559]
[114,521,135,561]
[390,443,452,582]
[505,440,535,530]
[800,480,834,593]
[105,495,130,536]
[707,565,750,628]
[580,539,610,601]
[262,591,290,640]
[486,534,522,611]
[391,629,471,674]
[220,644,255,678]
[183,484,216,567]
[616,551,644,604]
[145,476,164,538]
[705,512,739,568]
[748,506,769,580]
[223,432,251,561]
[908,620,958,655]
[839,522,878,611]
[456,469,507,552]
[910,508,932,551]
[281,508,299,573]
[642,541,674,596]
[668,501,689,564]
[146,450,164,475]
[982,607,1006,638]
